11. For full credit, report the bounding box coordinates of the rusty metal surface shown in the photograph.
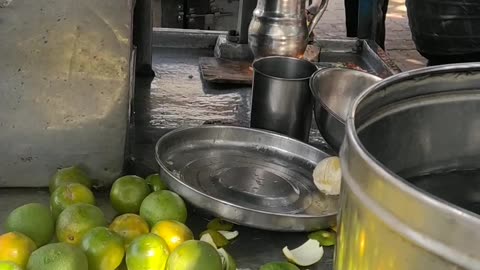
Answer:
[152,29,402,78]
[315,39,401,78]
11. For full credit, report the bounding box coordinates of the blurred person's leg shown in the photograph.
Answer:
[375,0,388,49]
[348,0,388,49]
[345,0,359,37]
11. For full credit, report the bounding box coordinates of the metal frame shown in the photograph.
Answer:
[236,0,257,44]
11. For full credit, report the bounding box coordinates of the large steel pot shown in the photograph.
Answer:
[337,64,480,270]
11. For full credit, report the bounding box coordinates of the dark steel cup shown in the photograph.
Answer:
[251,56,317,142]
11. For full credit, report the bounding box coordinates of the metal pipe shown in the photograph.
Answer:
[133,0,155,76]
[236,0,257,44]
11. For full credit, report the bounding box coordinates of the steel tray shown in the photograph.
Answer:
[155,125,338,232]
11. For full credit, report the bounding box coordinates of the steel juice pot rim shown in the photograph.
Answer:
[341,63,480,268]
[345,63,480,221]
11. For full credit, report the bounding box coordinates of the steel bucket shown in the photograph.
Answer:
[338,64,480,269]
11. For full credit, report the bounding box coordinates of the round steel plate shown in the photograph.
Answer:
[155,125,338,231]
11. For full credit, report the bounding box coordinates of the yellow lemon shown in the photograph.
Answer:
[0,232,37,268]
[151,220,194,252]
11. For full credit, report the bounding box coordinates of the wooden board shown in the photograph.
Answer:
[199,57,253,85]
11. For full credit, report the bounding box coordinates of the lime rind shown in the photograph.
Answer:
[282,239,324,266]
[217,231,239,241]
[199,233,217,248]
[308,230,336,246]
[207,218,234,231]
[312,156,342,195]
[199,230,229,248]
[218,248,237,270]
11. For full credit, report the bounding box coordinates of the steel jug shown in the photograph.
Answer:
[248,0,328,58]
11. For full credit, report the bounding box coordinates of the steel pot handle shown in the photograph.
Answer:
[307,0,329,36]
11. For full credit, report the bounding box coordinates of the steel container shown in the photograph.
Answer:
[310,68,380,152]
[251,56,318,142]
[337,64,480,270]
[155,125,337,232]
[248,0,328,58]
[0,0,134,187]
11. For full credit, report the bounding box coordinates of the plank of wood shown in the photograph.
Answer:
[199,57,253,85]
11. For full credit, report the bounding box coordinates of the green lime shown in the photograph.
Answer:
[4,203,55,247]
[146,173,169,191]
[50,183,96,219]
[207,218,234,231]
[166,240,222,270]
[0,261,22,270]
[81,227,124,270]
[308,230,336,246]
[26,243,88,270]
[139,190,187,227]
[49,166,92,193]
[126,234,169,270]
[110,175,151,214]
[259,262,300,270]
[56,203,108,246]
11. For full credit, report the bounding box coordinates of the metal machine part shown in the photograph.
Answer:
[156,0,239,31]
[134,0,154,75]
[0,0,134,187]
[155,126,337,232]
[339,64,480,269]
[236,0,257,44]
[310,68,381,152]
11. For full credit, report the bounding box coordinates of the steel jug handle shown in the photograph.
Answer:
[307,0,329,36]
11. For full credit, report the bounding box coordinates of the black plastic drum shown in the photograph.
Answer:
[406,0,480,56]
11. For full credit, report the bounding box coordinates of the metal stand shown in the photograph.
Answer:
[213,0,257,59]
[133,0,155,76]
[236,0,257,44]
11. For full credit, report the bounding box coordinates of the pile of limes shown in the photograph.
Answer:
[0,166,237,270]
